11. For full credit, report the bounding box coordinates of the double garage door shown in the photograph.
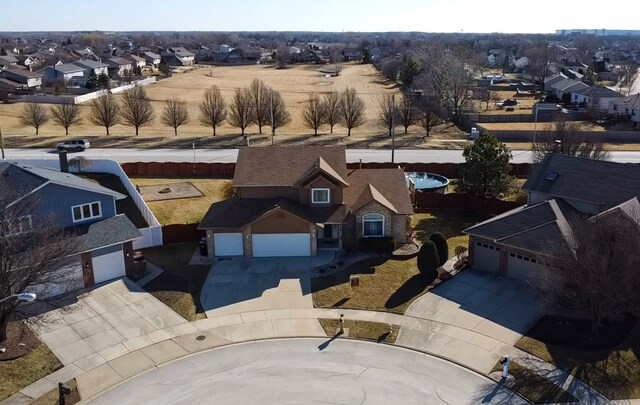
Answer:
[213,233,311,257]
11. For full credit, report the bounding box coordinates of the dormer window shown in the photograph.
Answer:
[311,188,330,204]
[72,201,102,222]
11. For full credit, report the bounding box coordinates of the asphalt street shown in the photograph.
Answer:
[4,147,640,163]
[85,338,526,405]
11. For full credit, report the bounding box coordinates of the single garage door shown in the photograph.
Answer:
[473,241,501,273]
[252,234,311,257]
[92,248,126,284]
[507,254,541,285]
[214,233,244,256]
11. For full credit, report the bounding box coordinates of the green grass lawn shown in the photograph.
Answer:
[515,321,640,399]
[142,242,209,321]
[312,256,437,314]
[410,211,489,259]
[0,344,62,401]
[490,361,577,404]
[319,319,399,343]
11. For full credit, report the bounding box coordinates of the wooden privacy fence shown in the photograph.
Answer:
[161,223,205,244]
[121,161,533,179]
[414,192,521,215]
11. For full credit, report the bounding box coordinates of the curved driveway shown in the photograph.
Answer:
[86,338,526,405]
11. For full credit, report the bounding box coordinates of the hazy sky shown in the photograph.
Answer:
[3,0,638,33]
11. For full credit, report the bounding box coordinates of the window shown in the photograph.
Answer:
[72,202,101,222]
[613,104,618,111]
[311,188,330,204]
[2,215,33,236]
[362,213,384,237]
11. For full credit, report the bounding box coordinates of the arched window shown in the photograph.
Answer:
[362,213,384,237]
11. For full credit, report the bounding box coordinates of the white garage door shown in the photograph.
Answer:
[473,242,501,273]
[507,254,541,285]
[92,248,126,284]
[252,234,311,257]
[214,233,244,256]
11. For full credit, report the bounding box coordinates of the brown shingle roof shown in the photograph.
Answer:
[344,168,414,215]
[233,146,348,187]
[523,153,640,211]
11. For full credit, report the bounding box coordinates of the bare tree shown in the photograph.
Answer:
[88,94,120,135]
[339,87,366,136]
[161,97,190,136]
[418,96,444,137]
[322,91,341,134]
[397,95,418,134]
[121,87,155,136]
[267,89,291,136]
[248,79,270,134]
[0,195,75,345]
[69,156,92,173]
[50,100,82,135]
[537,209,640,335]
[199,85,227,136]
[228,88,255,136]
[533,115,610,162]
[378,94,399,137]
[301,93,328,135]
[275,46,290,69]
[19,103,49,135]
[381,58,402,81]
[524,43,558,88]
[424,49,474,123]
[327,47,343,76]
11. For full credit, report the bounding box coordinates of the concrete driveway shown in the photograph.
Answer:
[25,278,188,372]
[200,252,334,318]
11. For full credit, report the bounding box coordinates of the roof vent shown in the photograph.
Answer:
[545,172,559,181]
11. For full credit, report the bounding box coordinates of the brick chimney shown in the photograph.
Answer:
[58,150,69,173]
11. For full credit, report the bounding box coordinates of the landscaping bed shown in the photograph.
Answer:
[142,242,209,321]
[0,322,62,401]
[319,319,399,343]
[515,316,640,399]
[32,379,80,405]
[312,256,440,314]
[490,361,577,404]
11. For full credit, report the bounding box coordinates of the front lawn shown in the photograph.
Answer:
[312,256,437,314]
[131,178,230,224]
[490,361,577,404]
[0,322,62,401]
[142,242,209,321]
[515,316,640,400]
[410,211,489,259]
[318,319,399,343]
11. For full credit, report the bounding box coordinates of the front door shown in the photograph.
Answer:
[323,224,334,239]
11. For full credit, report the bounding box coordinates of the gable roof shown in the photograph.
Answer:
[73,60,108,69]
[611,93,640,109]
[464,199,577,253]
[141,51,161,60]
[572,85,623,98]
[233,146,348,187]
[55,63,84,74]
[344,168,414,215]
[523,153,640,211]
[126,54,145,63]
[1,67,42,78]
[0,162,125,206]
[70,214,142,254]
[108,57,132,66]
[294,157,349,187]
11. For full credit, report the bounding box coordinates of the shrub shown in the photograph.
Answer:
[417,240,440,277]
[429,232,448,266]
[358,236,396,253]
[219,181,238,199]
[455,245,468,261]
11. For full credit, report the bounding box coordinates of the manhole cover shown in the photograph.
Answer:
[196,335,206,341]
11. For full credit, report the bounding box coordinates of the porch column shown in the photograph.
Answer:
[310,224,317,257]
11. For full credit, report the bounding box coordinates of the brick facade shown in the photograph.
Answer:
[80,252,95,288]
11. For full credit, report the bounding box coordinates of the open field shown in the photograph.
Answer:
[0,64,462,149]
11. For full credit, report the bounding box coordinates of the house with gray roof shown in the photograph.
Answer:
[73,60,109,78]
[0,157,142,297]
[570,85,623,109]
[0,68,42,89]
[40,62,85,84]
[609,93,640,126]
[464,153,640,285]
[106,57,133,76]
[166,47,195,65]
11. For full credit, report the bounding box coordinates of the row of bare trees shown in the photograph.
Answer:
[300,88,366,136]
[376,93,446,137]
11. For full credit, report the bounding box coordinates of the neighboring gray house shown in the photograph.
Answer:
[40,63,85,84]
[106,57,133,76]
[125,54,146,69]
[547,77,589,100]
[0,68,42,89]
[570,86,623,109]
[73,60,109,78]
[465,153,640,285]
[609,93,640,125]
[141,51,161,68]
[0,159,142,297]
[166,47,195,65]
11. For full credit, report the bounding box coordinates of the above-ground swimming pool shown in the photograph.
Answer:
[405,172,449,193]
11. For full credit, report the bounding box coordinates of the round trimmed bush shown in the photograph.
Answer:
[429,232,449,267]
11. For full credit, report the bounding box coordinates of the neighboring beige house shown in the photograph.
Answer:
[199,146,413,258]
[0,68,42,89]
[570,85,623,109]
[166,47,195,65]
[107,57,133,76]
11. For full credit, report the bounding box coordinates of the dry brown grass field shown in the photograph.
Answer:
[0,63,462,148]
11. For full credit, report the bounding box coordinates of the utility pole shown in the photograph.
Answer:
[192,141,196,174]
[270,88,275,147]
[391,94,396,164]
[0,111,5,160]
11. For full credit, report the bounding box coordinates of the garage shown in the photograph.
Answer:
[472,241,501,273]
[92,245,126,284]
[507,254,541,284]
[252,234,311,257]
[214,233,244,257]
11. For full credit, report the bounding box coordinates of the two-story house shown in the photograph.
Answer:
[199,146,413,258]
[106,57,133,77]
[1,158,142,297]
[140,51,161,68]
[166,47,195,65]
[73,59,109,79]
[464,153,640,285]
[0,68,42,89]
[40,63,85,84]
